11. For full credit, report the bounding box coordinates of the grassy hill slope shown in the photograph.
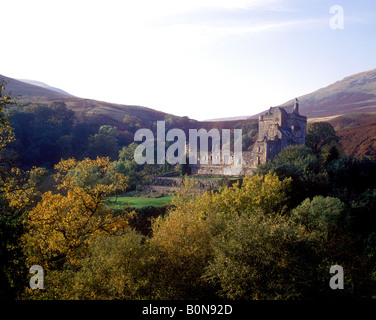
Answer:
[0,74,178,126]
[281,68,376,121]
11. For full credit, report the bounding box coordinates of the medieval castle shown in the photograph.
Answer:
[187,98,307,176]
[137,99,307,194]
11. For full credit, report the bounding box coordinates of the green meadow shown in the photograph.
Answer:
[108,195,174,209]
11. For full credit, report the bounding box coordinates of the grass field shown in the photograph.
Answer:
[108,195,174,209]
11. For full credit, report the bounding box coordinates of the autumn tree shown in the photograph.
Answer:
[149,179,217,299]
[20,157,130,270]
[144,174,292,299]
[211,173,291,216]
[68,231,154,300]
[0,81,15,171]
[204,210,325,300]
[0,81,22,299]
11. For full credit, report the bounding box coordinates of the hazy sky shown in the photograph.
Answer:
[1,0,375,120]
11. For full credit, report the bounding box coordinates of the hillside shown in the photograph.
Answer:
[0,74,180,126]
[2,70,376,160]
[280,68,376,121]
[251,68,376,159]
[1,73,259,133]
[17,79,74,96]
[4,69,376,126]
[328,113,376,159]
[1,74,69,100]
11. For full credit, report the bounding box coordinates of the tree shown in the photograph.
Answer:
[87,126,119,160]
[0,81,23,300]
[306,122,340,156]
[291,196,347,236]
[212,173,291,216]
[150,202,216,298]
[21,157,130,269]
[204,210,325,300]
[141,174,292,299]
[123,114,143,132]
[27,230,153,300]
[112,142,143,187]
[256,145,329,209]
[0,81,15,162]
[7,102,76,168]
[98,125,118,137]
[327,155,376,195]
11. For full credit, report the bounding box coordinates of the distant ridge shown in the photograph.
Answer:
[18,79,74,96]
[205,115,250,122]
[249,68,376,121]
[0,74,69,99]
[0,73,176,125]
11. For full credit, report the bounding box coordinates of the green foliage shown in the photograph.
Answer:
[204,211,325,300]
[112,143,144,187]
[86,126,119,160]
[98,125,118,137]
[291,196,348,236]
[256,145,329,208]
[0,201,27,300]
[349,189,376,236]
[68,231,153,300]
[327,155,376,195]
[8,102,75,168]
[306,122,340,156]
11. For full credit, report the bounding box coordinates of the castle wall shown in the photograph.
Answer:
[284,114,307,145]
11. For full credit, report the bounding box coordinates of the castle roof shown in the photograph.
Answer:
[267,106,292,116]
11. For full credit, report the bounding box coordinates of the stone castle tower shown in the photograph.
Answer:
[250,98,307,169]
[187,98,307,176]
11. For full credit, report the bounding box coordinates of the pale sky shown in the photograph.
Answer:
[1,0,376,120]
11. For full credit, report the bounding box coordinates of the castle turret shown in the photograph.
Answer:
[293,98,299,115]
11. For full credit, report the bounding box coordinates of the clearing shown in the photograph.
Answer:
[108,195,173,209]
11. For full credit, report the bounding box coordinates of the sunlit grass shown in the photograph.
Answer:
[108,195,173,209]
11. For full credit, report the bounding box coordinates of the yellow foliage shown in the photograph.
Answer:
[183,173,292,218]
[3,166,48,210]
[153,173,291,258]
[21,157,130,269]
[147,173,291,299]
[0,125,14,151]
